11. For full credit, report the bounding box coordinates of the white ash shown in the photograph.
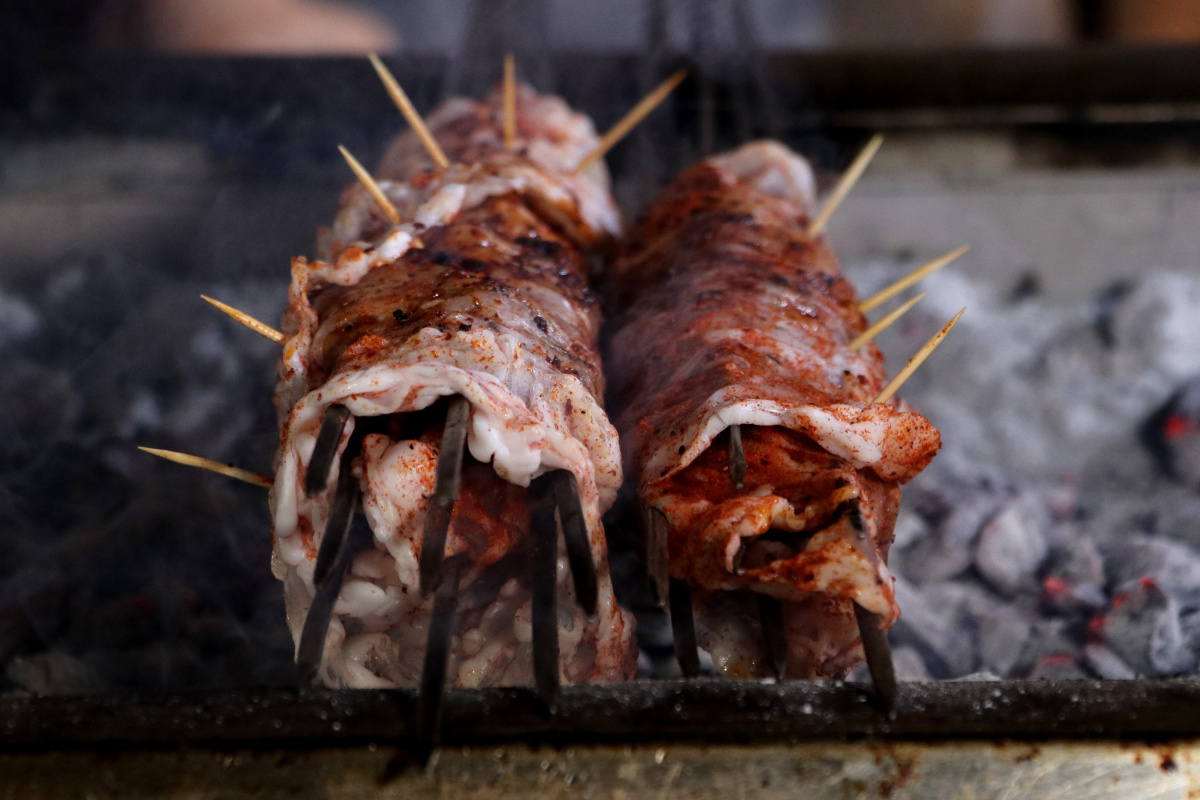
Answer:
[846,260,1200,679]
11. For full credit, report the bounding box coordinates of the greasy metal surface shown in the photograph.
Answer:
[2,740,1196,799]
[5,680,1200,750]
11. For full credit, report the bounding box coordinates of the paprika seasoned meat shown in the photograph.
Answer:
[607,141,941,679]
[271,85,636,688]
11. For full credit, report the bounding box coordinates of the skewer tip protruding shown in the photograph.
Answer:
[807,133,884,237]
[669,578,701,678]
[503,53,517,151]
[368,53,450,169]
[338,144,401,225]
[200,295,284,344]
[573,69,687,175]
[858,245,969,313]
[853,601,898,714]
[138,447,273,488]
[871,307,965,405]
[849,292,926,351]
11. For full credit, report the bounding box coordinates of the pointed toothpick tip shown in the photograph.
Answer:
[368,52,449,168]
[338,144,401,225]
[503,53,517,151]
[200,295,284,343]
[573,69,687,175]
[138,447,273,488]
[858,245,970,313]
[871,308,965,406]
[849,292,926,351]
[807,133,884,237]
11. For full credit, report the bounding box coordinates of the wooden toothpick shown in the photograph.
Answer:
[871,308,965,405]
[503,53,517,151]
[368,53,450,168]
[807,133,884,237]
[338,144,401,225]
[573,70,687,174]
[859,246,969,313]
[200,295,284,344]
[139,447,273,488]
[849,292,926,351]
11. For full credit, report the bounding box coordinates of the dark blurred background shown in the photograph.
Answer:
[5,0,1200,59]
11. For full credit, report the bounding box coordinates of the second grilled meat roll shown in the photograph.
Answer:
[607,141,941,679]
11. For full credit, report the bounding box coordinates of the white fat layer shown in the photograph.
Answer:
[651,396,891,486]
[706,140,817,214]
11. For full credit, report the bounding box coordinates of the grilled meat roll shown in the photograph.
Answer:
[271,85,637,688]
[607,141,941,679]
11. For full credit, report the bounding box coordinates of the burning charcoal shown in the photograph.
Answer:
[1043,534,1105,594]
[894,493,1000,586]
[1028,654,1087,680]
[1010,617,1081,678]
[1102,536,1200,608]
[889,509,927,552]
[1083,643,1136,680]
[1094,579,1196,677]
[890,575,978,677]
[1040,576,1106,617]
[1154,496,1200,552]
[973,499,1048,598]
[1110,274,1200,384]
[5,652,105,696]
[978,604,1031,678]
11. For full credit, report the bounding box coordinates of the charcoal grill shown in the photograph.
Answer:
[8,46,1200,797]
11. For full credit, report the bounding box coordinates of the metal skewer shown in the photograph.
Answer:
[296,501,371,684]
[296,431,368,682]
[845,503,897,712]
[669,578,700,678]
[728,424,746,489]
[419,396,471,596]
[529,474,561,709]
[310,441,361,588]
[305,404,351,497]
[854,602,898,714]
[757,594,788,680]
[416,553,465,764]
[551,470,598,617]
[643,505,670,608]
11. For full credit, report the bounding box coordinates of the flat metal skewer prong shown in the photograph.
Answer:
[296,439,366,682]
[416,553,464,764]
[670,578,700,678]
[551,470,598,617]
[728,424,746,490]
[854,602,898,714]
[644,505,670,608]
[419,396,471,596]
[529,474,561,709]
[757,594,788,680]
[305,404,351,497]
